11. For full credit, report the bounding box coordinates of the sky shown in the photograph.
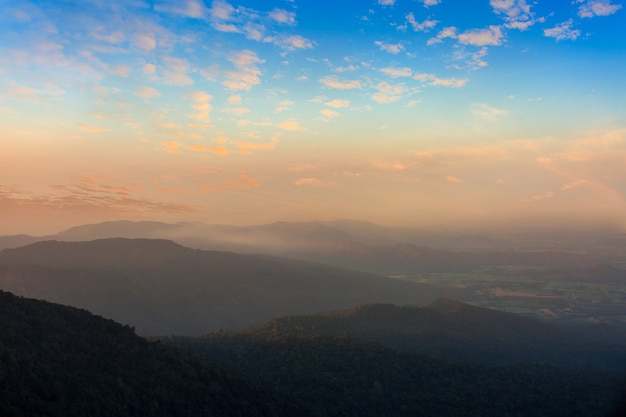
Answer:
[1,0,625,235]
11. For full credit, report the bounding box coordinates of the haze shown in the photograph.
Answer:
[1,0,625,236]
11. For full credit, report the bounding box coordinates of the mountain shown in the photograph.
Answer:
[0,290,312,417]
[1,219,596,274]
[0,238,456,335]
[242,299,626,369]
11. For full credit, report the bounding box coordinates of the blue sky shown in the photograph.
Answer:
[1,0,625,234]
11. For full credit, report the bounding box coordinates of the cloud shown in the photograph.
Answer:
[79,124,109,133]
[378,0,396,5]
[427,26,457,45]
[188,91,212,125]
[320,109,340,119]
[210,0,235,23]
[490,0,538,30]
[524,191,554,202]
[295,178,323,186]
[135,86,160,98]
[267,34,313,50]
[560,180,589,191]
[143,63,156,74]
[471,102,508,120]
[162,141,182,154]
[325,99,350,108]
[162,56,193,85]
[446,175,463,184]
[543,19,581,41]
[135,33,157,51]
[319,76,362,90]
[155,0,206,18]
[419,0,442,6]
[269,8,296,24]
[458,25,504,46]
[374,41,404,54]
[577,0,622,18]
[223,50,263,91]
[228,94,242,105]
[0,180,196,216]
[371,81,407,104]
[413,73,468,87]
[277,120,302,130]
[234,138,278,150]
[405,12,438,31]
[380,67,412,78]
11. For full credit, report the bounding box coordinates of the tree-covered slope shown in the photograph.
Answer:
[0,290,314,417]
[244,299,626,369]
[165,332,625,417]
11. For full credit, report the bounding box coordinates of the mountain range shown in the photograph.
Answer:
[0,219,607,275]
[0,238,456,335]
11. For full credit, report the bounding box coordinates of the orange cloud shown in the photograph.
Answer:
[277,120,302,130]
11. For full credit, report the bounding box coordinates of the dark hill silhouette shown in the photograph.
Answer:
[0,290,311,417]
[0,238,455,336]
[244,299,626,369]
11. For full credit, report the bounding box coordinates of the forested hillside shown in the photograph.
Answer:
[0,290,313,417]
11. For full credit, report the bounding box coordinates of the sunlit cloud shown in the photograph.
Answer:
[380,67,412,78]
[79,124,109,133]
[413,73,468,87]
[458,25,504,46]
[277,120,302,130]
[325,99,350,108]
[222,171,260,189]
[446,175,463,184]
[161,141,182,154]
[405,12,438,31]
[162,56,193,85]
[560,180,589,191]
[234,138,278,150]
[154,0,206,18]
[135,86,160,98]
[295,178,323,186]
[577,0,622,18]
[374,41,404,54]
[490,0,539,30]
[419,0,442,6]
[320,109,340,119]
[427,26,458,45]
[319,76,362,90]
[223,50,263,91]
[543,20,581,41]
[268,8,296,25]
[371,81,407,104]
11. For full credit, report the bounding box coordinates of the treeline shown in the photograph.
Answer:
[165,332,626,417]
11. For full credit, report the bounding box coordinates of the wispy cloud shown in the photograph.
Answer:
[471,102,508,120]
[371,81,407,104]
[380,67,412,78]
[413,73,468,87]
[405,12,438,31]
[543,19,581,41]
[374,41,404,54]
[319,76,362,90]
[223,50,263,91]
